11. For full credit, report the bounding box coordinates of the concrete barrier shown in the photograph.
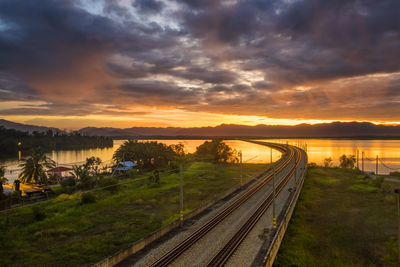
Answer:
[262,152,308,267]
[94,153,289,267]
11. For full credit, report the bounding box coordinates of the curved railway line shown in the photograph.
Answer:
[148,142,305,267]
[207,145,302,266]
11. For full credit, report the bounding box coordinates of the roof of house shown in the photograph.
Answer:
[46,166,73,172]
[118,161,138,167]
[113,161,138,171]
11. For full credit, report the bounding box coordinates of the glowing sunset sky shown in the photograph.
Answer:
[0,0,400,129]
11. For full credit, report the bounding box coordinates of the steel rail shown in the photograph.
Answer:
[207,146,303,266]
[149,144,295,267]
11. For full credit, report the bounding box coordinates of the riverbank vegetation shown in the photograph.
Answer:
[0,161,266,266]
[0,126,113,159]
[0,139,266,266]
[274,166,398,266]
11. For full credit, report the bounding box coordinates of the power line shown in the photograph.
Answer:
[379,158,400,171]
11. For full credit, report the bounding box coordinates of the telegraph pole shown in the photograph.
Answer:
[179,163,184,226]
[272,165,276,229]
[376,155,378,179]
[270,147,272,164]
[240,151,243,186]
[294,166,297,189]
[362,152,364,172]
[356,149,359,169]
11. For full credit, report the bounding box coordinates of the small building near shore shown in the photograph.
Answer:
[112,161,138,174]
[46,166,73,179]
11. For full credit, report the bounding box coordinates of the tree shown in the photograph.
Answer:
[324,157,333,167]
[18,148,56,184]
[0,165,7,194]
[195,139,238,163]
[70,165,93,190]
[84,156,102,176]
[113,140,177,170]
[70,165,90,180]
[170,143,187,170]
[339,155,356,169]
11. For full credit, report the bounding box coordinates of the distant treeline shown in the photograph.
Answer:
[113,135,400,140]
[0,127,113,159]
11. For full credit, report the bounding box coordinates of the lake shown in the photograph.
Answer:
[2,139,400,183]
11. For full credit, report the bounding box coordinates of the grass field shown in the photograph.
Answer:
[0,162,266,267]
[274,166,399,267]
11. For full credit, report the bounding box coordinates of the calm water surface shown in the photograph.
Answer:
[258,139,400,174]
[2,139,400,182]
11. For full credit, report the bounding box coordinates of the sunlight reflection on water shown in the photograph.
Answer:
[2,139,400,182]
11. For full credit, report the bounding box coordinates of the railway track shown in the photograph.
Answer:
[150,142,300,267]
[207,145,302,266]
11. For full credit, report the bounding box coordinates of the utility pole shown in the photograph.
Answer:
[240,151,243,186]
[362,152,364,172]
[356,149,359,169]
[272,165,276,229]
[376,155,378,179]
[270,147,272,165]
[294,166,297,189]
[179,163,184,226]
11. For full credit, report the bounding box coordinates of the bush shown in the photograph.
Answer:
[371,176,384,188]
[339,154,356,168]
[62,186,76,194]
[79,176,95,190]
[129,168,140,178]
[323,157,333,167]
[61,177,76,187]
[81,192,96,205]
[32,206,46,221]
[98,177,119,192]
[308,162,317,168]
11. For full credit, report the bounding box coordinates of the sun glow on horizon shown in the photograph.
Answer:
[2,110,400,131]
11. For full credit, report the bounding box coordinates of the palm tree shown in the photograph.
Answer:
[70,165,94,189]
[0,165,7,194]
[70,165,90,180]
[18,148,56,184]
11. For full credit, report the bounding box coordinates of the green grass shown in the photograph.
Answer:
[0,162,266,267]
[274,167,399,267]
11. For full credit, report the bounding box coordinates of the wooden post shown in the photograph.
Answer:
[240,151,243,186]
[179,163,184,226]
[362,152,364,172]
[272,166,276,229]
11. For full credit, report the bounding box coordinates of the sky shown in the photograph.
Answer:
[0,0,400,130]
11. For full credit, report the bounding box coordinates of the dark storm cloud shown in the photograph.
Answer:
[106,62,149,79]
[119,80,200,105]
[0,0,179,85]
[1,0,400,121]
[171,68,237,84]
[180,0,400,83]
[133,0,165,13]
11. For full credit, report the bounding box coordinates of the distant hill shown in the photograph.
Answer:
[78,122,400,138]
[0,119,65,134]
[2,118,400,138]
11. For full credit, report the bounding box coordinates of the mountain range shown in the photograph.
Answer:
[0,119,65,134]
[2,118,400,138]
